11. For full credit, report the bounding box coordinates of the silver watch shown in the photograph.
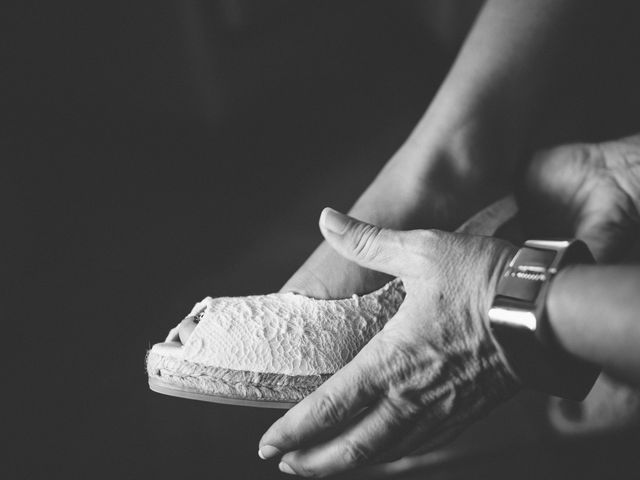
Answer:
[488,239,600,400]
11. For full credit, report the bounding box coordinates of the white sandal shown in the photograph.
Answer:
[146,196,518,408]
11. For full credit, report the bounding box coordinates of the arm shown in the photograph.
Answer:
[548,265,640,384]
[399,0,590,222]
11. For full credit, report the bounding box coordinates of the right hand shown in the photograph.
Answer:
[522,134,640,262]
[262,211,519,477]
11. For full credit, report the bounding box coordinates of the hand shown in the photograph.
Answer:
[259,210,520,477]
[522,134,640,262]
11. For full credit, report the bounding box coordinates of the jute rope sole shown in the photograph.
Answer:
[147,350,329,408]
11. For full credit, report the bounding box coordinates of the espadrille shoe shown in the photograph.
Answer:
[147,195,518,408]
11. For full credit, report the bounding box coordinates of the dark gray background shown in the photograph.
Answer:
[6,1,640,478]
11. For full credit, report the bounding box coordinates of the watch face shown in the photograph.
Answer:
[499,247,557,302]
[515,247,557,270]
[489,240,600,401]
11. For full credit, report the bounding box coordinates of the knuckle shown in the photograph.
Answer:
[312,393,345,428]
[414,228,442,245]
[341,438,371,466]
[349,223,382,261]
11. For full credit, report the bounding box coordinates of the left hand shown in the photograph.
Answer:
[259,209,520,477]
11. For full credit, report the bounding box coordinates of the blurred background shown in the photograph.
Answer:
[6,1,640,478]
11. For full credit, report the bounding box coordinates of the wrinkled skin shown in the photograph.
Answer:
[259,211,519,477]
[522,134,640,262]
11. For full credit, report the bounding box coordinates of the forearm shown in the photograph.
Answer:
[547,265,640,385]
[407,0,590,205]
[350,1,593,233]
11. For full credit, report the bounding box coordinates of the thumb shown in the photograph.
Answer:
[319,208,416,278]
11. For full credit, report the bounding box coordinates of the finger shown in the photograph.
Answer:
[378,418,466,464]
[259,336,386,459]
[280,397,419,477]
[319,208,427,278]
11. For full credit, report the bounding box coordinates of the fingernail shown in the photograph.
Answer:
[258,445,281,460]
[279,462,296,475]
[321,207,349,235]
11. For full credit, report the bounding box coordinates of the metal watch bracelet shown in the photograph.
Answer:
[488,239,601,400]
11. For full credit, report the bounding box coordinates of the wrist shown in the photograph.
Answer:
[481,242,519,331]
[407,108,522,195]
[400,134,515,228]
[348,108,524,231]
[411,81,529,163]
[475,241,523,395]
[487,240,600,400]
